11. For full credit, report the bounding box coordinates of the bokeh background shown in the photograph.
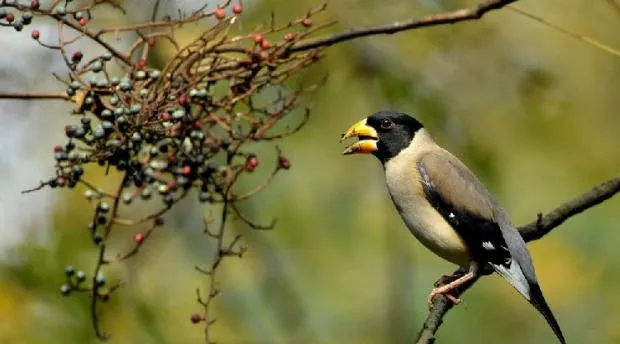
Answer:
[1,0,619,343]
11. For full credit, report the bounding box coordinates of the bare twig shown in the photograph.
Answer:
[289,0,517,52]
[507,5,620,58]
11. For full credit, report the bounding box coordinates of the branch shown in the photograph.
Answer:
[0,92,69,100]
[289,0,517,52]
[415,176,620,344]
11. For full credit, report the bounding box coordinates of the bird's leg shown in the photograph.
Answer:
[427,271,477,309]
[433,268,467,287]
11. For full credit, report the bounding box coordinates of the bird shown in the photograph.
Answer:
[340,111,566,344]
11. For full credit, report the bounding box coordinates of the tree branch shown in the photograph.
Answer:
[415,176,620,344]
[289,0,517,53]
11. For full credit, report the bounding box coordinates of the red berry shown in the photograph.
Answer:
[30,0,40,10]
[54,144,64,152]
[72,51,83,62]
[178,94,189,106]
[182,165,191,175]
[136,58,147,68]
[253,34,263,44]
[284,33,295,41]
[146,37,155,46]
[31,30,40,40]
[160,112,171,121]
[232,4,243,14]
[134,232,144,244]
[154,217,165,226]
[193,120,203,129]
[5,13,14,23]
[214,8,225,20]
[57,177,66,187]
[245,156,259,172]
[79,18,88,26]
[279,157,290,170]
[302,17,312,27]
[190,313,202,324]
[260,39,270,50]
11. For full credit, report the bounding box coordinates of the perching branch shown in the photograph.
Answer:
[289,0,517,52]
[415,176,620,344]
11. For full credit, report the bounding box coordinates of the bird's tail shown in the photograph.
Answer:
[493,263,566,344]
[529,283,566,344]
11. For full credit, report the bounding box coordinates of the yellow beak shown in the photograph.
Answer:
[340,119,379,155]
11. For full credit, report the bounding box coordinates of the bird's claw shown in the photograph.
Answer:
[427,288,463,309]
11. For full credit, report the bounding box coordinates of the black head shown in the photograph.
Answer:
[341,111,424,163]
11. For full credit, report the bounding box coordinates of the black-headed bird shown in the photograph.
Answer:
[340,111,565,344]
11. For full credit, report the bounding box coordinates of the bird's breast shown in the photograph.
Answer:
[385,158,470,267]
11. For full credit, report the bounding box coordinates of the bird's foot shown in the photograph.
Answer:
[427,288,463,309]
[433,274,462,287]
[426,271,476,309]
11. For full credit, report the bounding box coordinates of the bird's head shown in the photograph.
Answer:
[340,111,424,163]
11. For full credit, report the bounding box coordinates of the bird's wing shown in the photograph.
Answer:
[417,150,565,344]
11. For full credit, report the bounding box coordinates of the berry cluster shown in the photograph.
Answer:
[4,0,327,340]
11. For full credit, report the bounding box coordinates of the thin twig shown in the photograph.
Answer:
[289,0,518,52]
[507,5,620,58]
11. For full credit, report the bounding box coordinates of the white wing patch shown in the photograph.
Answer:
[482,241,495,251]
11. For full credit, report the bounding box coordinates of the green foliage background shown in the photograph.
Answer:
[1,0,619,343]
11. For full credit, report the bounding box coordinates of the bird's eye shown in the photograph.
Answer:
[380,118,394,130]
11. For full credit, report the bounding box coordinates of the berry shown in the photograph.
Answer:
[21,13,33,26]
[54,144,64,153]
[60,284,71,296]
[71,51,83,63]
[136,58,147,68]
[190,313,202,324]
[98,202,110,213]
[154,216,165,226]
[95,274,105,286]
[122,192,133,204]
[214,8,225,20]
[30,0,40,10]
[245,156,258,172]
[13,21,24,32]
[160,112,171,121]
[178,94,189,106]
[146,37,155,46]
[279,157,291,170]
[5,13,15,23]
[232,4,243,14]
[93,233,103,245]
[134,232,144,244]
[79,18,87,26]
[96,215,107,225]
[76,271,86,282]
[302,17,312,27]
[31,29,40,40]
[182,166,191,175]
[253,34,263,44]
[54,6,66,16]
[91,61,103,73]
[260,39,270,50]
[64,265,75,277]
[284,33,295,41]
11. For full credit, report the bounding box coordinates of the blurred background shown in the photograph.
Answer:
[1,0,619,343]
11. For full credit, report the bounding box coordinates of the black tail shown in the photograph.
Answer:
[529,283,566,344]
